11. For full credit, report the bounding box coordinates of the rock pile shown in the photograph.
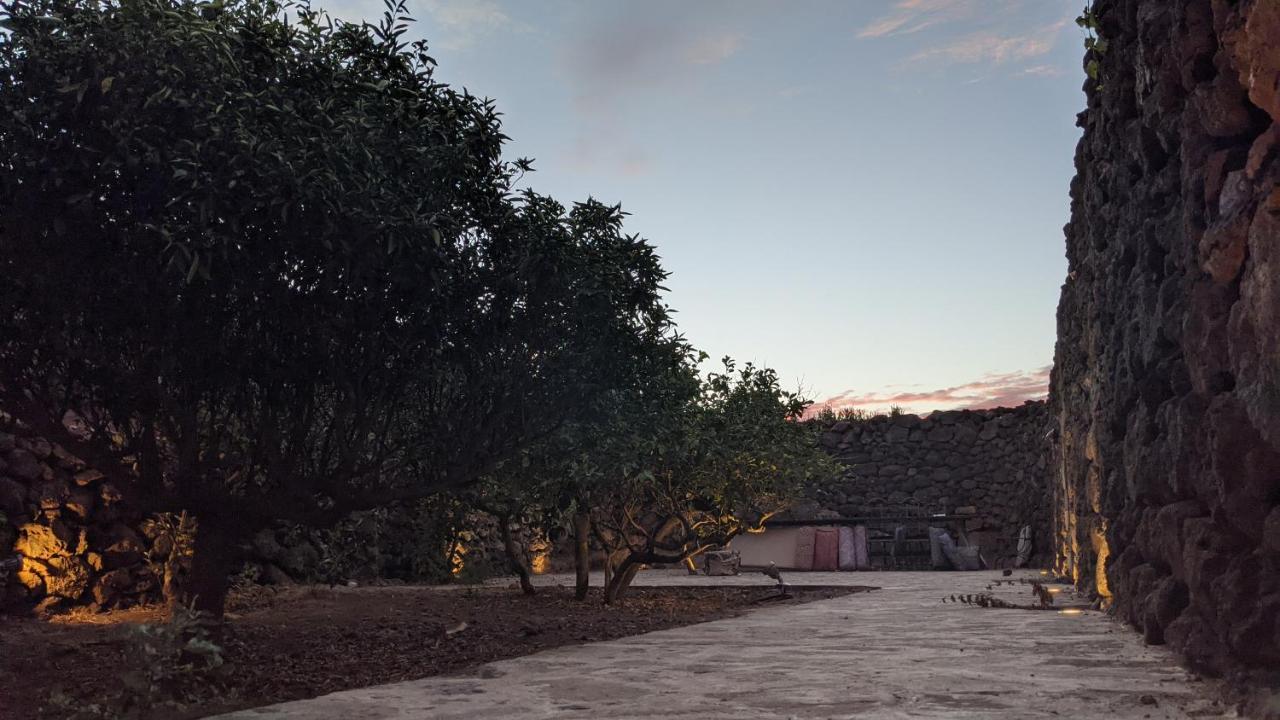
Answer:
[807,402,1053,564]
[0,406,547,611]
[0,419,158,612]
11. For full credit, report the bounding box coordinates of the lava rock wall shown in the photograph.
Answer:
[0,416,162,612]
[1052,0,1280,677]
[809,402,1053,565]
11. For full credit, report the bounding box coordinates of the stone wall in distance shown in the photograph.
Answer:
[804,401,1053,566]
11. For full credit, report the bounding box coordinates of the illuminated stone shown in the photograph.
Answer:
[40,555,93,599]
[14,522,74,559]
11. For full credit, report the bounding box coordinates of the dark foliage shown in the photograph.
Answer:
[0,0,674,612]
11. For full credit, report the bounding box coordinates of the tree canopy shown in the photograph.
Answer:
[0,0,677,612]
[470,354,840,602]
[588,359,840,601]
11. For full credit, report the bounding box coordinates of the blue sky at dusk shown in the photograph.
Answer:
[323,0,1088,413]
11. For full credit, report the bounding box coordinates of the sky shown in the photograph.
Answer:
[321,0,1087,415]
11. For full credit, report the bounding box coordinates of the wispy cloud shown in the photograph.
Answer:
[810,366,1051,416]
[857,0,977,39]
[685,32,744,65]
[777,84,814,99]
[1019,64,1066,77]
[563,6,746,175]
[858,1,1076,79]
[907,20,1068,66]
[423,0,515,50]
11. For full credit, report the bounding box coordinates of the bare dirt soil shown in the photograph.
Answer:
[1,582,868,719]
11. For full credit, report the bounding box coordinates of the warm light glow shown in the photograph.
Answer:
[1040,570,1049,576]
[1048,587,1062,593]
[47,605,168,626]
[1058,609,1084,616]
[744,511,777,534]
[529,536,552,575]
[531,553,550,574]
[1090,523,1111,600]
[1054,421,1084,587]
[450,542,468,576]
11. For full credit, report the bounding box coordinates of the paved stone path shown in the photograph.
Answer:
[217,570,1231,719]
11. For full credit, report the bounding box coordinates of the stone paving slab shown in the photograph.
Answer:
[216,570,1231,719]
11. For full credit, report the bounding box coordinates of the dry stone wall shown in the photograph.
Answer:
[0,415,160,612]
[807,402,1053,565]
[1052,0,1280,683]
[0,407,542,612]
[0,404,543,613]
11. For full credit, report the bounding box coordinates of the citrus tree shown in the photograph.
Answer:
[0,0,673,615]
[589,359,840,603]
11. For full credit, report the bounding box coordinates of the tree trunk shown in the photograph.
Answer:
[162,541,182,611]
[604,554,641,605]
[572,510,591,601]
[184,516,239,621]
[162,510,194,611]
[498,514,536,596]
[601,547,624,591]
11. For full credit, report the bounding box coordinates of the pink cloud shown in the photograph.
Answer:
[859,2,1077,78]
[809,366,1051,417]
[562,9,745,176]
[907,20,1068,66]
[857,0,976,39]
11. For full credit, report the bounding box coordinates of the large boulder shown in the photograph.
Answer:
[0,478,26,516]
[4,450,42,482]
[14,522,75,559]
[92,567,134,608]
[64,487,95,520]
[16,557,47,597]
[72,469,103,486]
[34,556,93,599]
[20,437,52,460]
[100,525,146,570]
[29,478,70,512]
[50,444,85,471]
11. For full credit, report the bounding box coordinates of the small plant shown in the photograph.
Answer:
[812,406,838,425]
[140,511,197,606]
[314,510,387,586]
[837,407,871,422]
[1029,581,1055,608]
[119,606,228,702]
[943,581,1056,610]
[1076,3,1108,87]
[943,592,1020,609]
[809,406,872,426]
[225,563,280,614]
[42,605,231,718]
